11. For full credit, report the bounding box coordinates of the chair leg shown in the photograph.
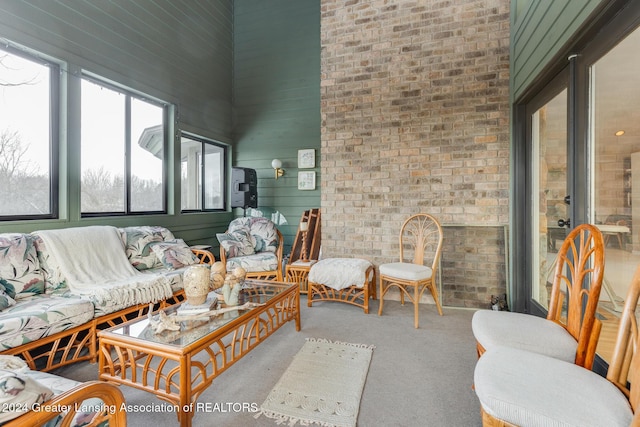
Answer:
[370,268,377,300]
[307,284,314,307]
[414,284,420,328]
[378,278,385,316]
[429,282,444,316]
[363,284,369,314]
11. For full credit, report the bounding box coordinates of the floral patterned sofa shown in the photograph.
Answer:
[217,217,284,281]
[0,226,214,372]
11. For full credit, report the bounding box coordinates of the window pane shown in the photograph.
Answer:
[590,26,640,350]
[204,144,224,209]
[181,137,202,210]
[0,48,52,216]
[131,98,164,212]
[81,80,125,213]
[531,89,567,309]
[181,134,225,212]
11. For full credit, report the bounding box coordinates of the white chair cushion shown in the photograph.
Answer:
[474,346,633,427]
[308,258,372,290]
[472,310,577,362]
[379,262,432,281]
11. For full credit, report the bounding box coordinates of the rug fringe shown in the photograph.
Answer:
[305,337,375,350]
[256,408,352,427]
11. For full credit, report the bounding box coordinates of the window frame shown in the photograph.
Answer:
[0,45,59,221]
[180,132,228,213]
[80,75,168,217]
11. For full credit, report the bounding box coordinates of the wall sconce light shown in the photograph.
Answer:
[272,159,285,179]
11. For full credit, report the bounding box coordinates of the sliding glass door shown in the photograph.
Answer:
[586,24,640,363]
[530,86,568,310]
[588,26,640,313]
[516,3,640,367]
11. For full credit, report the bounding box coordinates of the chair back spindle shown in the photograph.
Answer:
[399,214,443,270]
[548,224,604,367]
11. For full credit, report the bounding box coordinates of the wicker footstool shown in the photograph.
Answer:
[307,258,376,313]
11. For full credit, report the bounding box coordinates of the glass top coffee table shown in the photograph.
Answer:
[98,280,300,427]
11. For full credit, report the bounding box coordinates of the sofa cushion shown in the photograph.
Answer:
[0,295,94,351]
[0,368,54,423]
[0,233,45,299]
[119,226,175,271]
[225,252,279,273]
[228,217,279,253]
[217,229,255,257]
[150,238,200,269]
[0,284,16,310]
[33,234,67,293]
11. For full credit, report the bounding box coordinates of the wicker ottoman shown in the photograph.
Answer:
[307,258,376,313]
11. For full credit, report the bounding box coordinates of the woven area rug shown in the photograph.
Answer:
[257,338,374,427]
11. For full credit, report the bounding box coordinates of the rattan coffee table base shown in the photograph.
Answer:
[98,282,300,427]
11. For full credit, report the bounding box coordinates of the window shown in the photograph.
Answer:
[181,134,226,211]
[81,78,166,215]
[0,46,58,219]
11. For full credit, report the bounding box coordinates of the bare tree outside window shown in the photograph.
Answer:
[0,49,52,217]
[80,78,165,215]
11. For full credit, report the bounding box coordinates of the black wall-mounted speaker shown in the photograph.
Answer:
[231,167,258,209]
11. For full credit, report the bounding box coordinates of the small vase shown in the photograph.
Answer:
[183,264,211,306]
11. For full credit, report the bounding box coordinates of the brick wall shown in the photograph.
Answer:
[320,0,510,308]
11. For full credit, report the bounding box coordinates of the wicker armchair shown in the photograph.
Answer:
[4,380,126,427]
[217,217,284,281]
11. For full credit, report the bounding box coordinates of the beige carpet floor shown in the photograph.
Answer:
[55,296,481,427]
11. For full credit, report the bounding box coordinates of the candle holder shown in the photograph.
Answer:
[299,220,309,262]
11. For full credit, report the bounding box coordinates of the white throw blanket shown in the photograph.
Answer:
[37,226,173,307]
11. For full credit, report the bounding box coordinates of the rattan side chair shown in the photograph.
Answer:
[378,213,444,328]
[474,260,640,426]
[472,223,605,369]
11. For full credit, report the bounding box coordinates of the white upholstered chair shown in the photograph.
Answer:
[378,213,444,328]
[472,223,605,369]
[474,261,640,427]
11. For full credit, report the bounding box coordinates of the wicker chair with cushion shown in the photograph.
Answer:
[0,354,126,427]
[217,217,284,281]
[474,261,640,427]
[378,213,444,328]
[472,223,605,369]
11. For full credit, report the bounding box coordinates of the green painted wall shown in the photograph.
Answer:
[233,0,321,252]
[510,0,605,102]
